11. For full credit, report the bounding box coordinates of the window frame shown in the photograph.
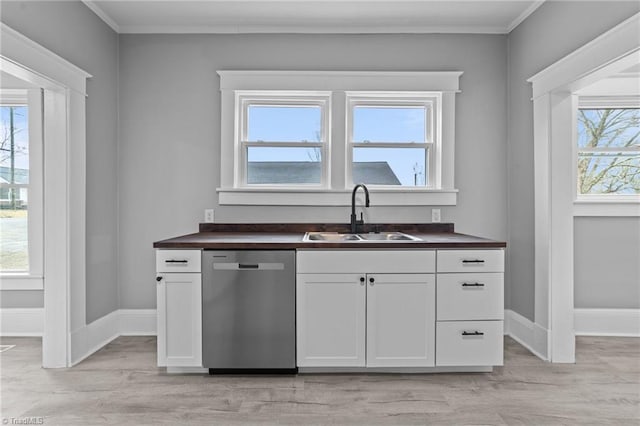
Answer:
[217,71,461,206]
[574,95,640,211]
[0,89,44,289]
[235,91,331,188]
[345,92,441,189]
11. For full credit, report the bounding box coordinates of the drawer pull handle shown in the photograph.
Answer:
[165,259,188,264]
[462,282,485,287]
[462,331,484,336]
[462,259,485,264]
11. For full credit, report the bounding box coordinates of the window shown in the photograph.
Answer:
[576,100,640,198]
[0,89,43,286]
[237,93,330,187]
[218,71,461,205]
[347,94,440,187]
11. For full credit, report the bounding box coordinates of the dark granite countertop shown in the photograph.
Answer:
[153,223,506,249]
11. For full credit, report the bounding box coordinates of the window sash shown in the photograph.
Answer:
[346,94,439,189]
[237,93,330,188]
[0,90,43,279]
[575,99,640,200]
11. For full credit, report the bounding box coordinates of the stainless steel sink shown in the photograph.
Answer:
[303,232,421,242]
[304,232,361,242]
[357,232,421,241]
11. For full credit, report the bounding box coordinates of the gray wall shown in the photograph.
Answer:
[506,1,639,321]
[118,33,508,309]
[574,218,640,309]
[0,1,120,323]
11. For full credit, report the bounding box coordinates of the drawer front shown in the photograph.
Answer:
[297,250,435,274]
[437,250,504,273]
[156,249,202,273]
[437,273,504,321]
[436,320,503,366]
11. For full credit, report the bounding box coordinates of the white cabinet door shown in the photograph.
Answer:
[366,274,436,367]
[297,273,366,367]
[157,273,202,367]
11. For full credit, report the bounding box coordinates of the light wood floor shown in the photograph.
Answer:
[1,336,638,425]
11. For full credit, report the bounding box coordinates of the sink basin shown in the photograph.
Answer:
[304,232,361,242]
[303,232,421,242]
[357,232,421,241]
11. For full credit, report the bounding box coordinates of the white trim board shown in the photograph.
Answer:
[527,13,640,364]
[70,309,157,365]
[81,1,545,35]
[0,308,44,336]
[1,23,91,368]
[1,309,157,365]
[574,309,640,337]
[504,309,549,361]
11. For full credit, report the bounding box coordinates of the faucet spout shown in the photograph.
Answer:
[350,184,370,233]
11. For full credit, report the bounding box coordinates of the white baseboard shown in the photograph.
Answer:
[574,308,640,337]
[119,309,156,335]
[70,310,120,365]
[0,308,44,336]
[504,309,549,361]
[69,309,157,366]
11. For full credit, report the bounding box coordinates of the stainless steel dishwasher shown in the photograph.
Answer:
[202,250,296,373]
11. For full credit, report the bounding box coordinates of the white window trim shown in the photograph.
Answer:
[235,91,331,188]
[528,12,640,363]
[0,89,44,289]
[573,95,640,216]
[217,71,462,206]
[2,21,92,367]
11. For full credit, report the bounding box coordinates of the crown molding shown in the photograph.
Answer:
[506,0,545,33]
[78,0,540,35]
[82,0,120,33]
[118,24,512,34]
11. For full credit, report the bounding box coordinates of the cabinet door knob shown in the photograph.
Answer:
[156,276,163,282]
[369,277,375,285]
[360,277,365,283]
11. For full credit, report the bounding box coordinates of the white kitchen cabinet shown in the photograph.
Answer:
[156,250,202,368]
[296,250,436,369]
[436,249,504,367]
[296,273,366,367]
[366,274,435,367]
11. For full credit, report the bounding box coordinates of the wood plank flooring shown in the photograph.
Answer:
[1,336,638,425]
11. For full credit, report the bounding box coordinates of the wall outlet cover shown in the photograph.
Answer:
[204,209,215,223]
[431,208,441,223]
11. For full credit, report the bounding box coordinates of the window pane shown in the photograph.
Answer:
[577,152,640,194]
[0,106,29,183]
[578,108,640,149]
[353,106,426,143]
[352,147,426,186]
[247,105,322,142]
[0,187,29,271]
[247,147,322,184]
[0,105,29,272]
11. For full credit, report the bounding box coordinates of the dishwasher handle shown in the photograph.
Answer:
[213,262,285,271]
[238,263,259,269]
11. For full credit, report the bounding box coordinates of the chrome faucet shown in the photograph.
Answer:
[350,184,370,233]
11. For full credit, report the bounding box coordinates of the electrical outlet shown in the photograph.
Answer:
[204,209,215,223]
[431,208,441,223]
